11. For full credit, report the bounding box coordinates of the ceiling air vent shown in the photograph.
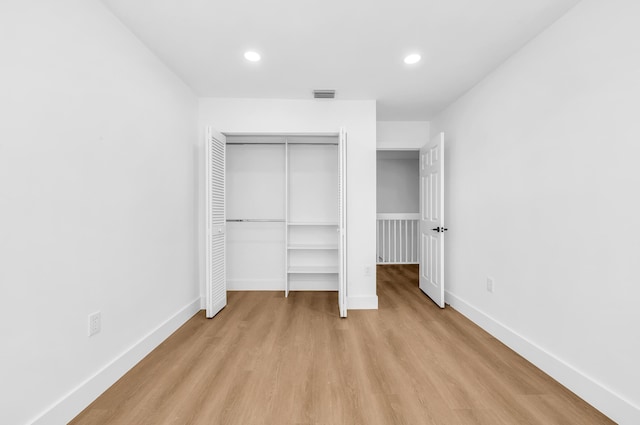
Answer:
[313,90,336,99]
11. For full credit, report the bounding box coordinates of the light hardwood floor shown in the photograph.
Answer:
[71,265,613,424]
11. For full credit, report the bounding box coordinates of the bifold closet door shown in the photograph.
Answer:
[338,128,347,318]
[205,128,227,318]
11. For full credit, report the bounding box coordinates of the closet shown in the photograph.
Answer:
[205,130,347,318]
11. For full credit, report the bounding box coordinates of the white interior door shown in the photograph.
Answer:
[338,128,348,318]
[205,127,227,318]
[419,132,446,308]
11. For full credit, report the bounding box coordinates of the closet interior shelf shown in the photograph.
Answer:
[288,266,339,274]
[226,219,285,222]
[287,222,339,226]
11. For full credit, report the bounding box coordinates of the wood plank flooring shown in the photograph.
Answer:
[71,265,613,424]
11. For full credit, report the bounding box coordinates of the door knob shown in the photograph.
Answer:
[431,227,449,233]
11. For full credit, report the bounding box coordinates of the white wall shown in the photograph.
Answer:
[430,0,640,423]
[0,1,199,424]
[198,99,378,309]
[377,157,419,213]
[377,121,430,149]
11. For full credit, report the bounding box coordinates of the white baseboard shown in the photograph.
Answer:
[445,291,640,425]
[227,279,340,292]
[348,295,378,310]
[290,278,338,291]
[227,278,284,291]
[30,298,201,425]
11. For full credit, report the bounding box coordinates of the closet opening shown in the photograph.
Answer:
[205,131,347,318]
[376,149,420,291]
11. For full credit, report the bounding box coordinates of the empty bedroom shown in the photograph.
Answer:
[1,0,638,424]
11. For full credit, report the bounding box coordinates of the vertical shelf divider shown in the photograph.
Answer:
[284,137,289,297]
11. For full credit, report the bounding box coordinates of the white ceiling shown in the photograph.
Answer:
[101,0,581,120]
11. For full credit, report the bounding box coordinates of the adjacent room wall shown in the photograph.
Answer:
[430,0,640,423]
[377,155,419,214]
[376,121,426,214]
[0,1,199,424]
[198,99,378,309]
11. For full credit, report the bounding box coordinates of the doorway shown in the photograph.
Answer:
[376,132,446,309]
[376,148,421,309]
[376,149,420,265]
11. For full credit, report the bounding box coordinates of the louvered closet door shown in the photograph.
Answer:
[338,127,348,318]
[205,128,227,318]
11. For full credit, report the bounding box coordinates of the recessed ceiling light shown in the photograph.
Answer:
[244,51,261,62]
[404,54,421,65]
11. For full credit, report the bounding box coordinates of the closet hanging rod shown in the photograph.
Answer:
[226,219,286,222]
[226,142,337,145]
[287,142,338,145]
[226,142,285,145]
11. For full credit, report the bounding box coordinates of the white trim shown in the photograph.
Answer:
[289,280,338,291]
[347,295,378,310]
[376,213,420,220]
[377,262,419,265]
[284,139,289,297]
[338,127,348,318]
[376,147,420,151]
[445,291,640,425]
[228,279,343,291]
[30,298,201,425]
[226,279,285,291]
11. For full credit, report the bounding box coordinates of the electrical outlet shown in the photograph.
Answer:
[486,277,494,293]
[88,311,101,336]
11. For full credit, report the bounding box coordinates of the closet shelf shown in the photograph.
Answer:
[287,222,338,226]
[227,219,285,223]
[288,244,339,250]
[288,266,339,274]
